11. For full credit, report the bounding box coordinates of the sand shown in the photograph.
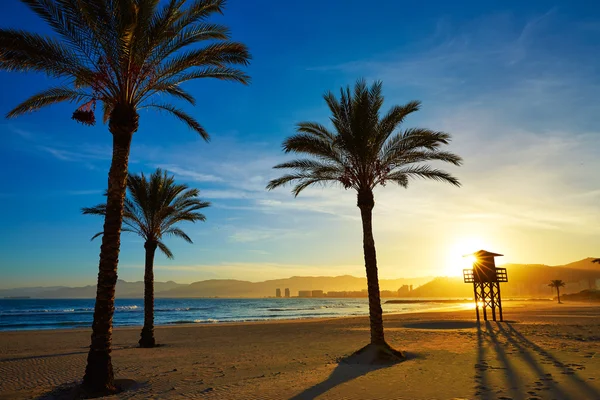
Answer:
[0,301,599,400]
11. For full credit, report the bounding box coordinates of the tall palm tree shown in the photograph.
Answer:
[267,80,462,361]
[1,0,249,392]
[83,169,209,348]
[548,279,566,303]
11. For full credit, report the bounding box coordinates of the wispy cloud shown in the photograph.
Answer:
[228,227,308,243]
[155,164,223,182]
[38,144,112,162]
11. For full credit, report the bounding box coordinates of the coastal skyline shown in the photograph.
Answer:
[2,0,600,289]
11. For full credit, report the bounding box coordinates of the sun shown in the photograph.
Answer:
[444,237,489,276]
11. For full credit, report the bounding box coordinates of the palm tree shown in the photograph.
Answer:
[1,0,249,392]
[83,169,209,348]
[548,279,566,303]
[267,80,462,361]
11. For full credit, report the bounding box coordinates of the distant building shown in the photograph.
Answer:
[284,288,290,298]
[311,290,324,297]
[298,290,312,298]
[275,288,281,298]
[397,284,412,296]
[579,279,594,291]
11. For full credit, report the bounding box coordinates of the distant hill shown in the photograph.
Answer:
[0,286,68,298]
[0,276,431,299]
[560,289,600,302]
[408,259,600,299]
[156,275,433,298]
[560,258,599,271]
[0,280,185,299]
[2,259,598,299]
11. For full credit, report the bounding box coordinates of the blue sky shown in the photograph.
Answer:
[1,0,600,288]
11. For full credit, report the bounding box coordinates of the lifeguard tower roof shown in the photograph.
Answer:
[466,250,504,258]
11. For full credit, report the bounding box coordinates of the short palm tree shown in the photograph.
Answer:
[267,80,462,361]
[1,0,249,392]
[83,169,209,348]
[548,279,566,303]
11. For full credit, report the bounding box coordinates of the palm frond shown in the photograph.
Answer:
[143,103,209,141]
[157,240,174,259]
[387,165,461,187]
[81,203,106,216]
[164,227,193,243]
[6,87,90,118]
[0,28,89,77]
[90,231,103,241]
[154,42,251,82]
[266,172,341,196]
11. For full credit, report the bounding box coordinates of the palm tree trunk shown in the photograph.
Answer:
[139,240,157,348]
[83,105,138,393]
[357,188,385,345]
[557,287,561,304]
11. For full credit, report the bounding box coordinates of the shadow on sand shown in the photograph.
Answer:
[34,379,142,400]
[475,321,600,400]
[0,351,89,363]
[288,350,413,400]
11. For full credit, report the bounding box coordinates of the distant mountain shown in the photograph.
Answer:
[0,280,185,299]
[0,286,68,298]
[0,276,431,299]
[3,259,599,299]
[408,259,600,299]
[560,257,599,271]
[156,275,433,298]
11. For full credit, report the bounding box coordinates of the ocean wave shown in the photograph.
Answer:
[155,306,213,312]
[267,303,354,312]
[116,305,139,311]
[166,318,219,324]
[0,320,90,329]
[0,305,140,316]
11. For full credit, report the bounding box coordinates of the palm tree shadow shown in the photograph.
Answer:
[483,322,525,400]
[499,323,600,399]
[475,322,493,400]
[288,352,412,400]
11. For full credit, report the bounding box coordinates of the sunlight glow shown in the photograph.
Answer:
[444,237,490,276]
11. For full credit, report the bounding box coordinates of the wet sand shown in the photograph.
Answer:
[0,301,598,399]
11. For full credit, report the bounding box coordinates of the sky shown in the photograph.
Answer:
[1,0,600,288]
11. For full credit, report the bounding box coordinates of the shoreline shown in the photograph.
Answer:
[0,299,474,333]
[0,297,477,333]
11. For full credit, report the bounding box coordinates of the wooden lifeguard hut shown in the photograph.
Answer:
[463,250,508,321]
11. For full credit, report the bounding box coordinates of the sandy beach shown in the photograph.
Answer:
[0,301,598,400]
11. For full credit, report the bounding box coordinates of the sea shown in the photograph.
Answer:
[0,298,471,331]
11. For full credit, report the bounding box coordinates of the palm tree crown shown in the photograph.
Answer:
[548,279,566,289]
[267,80,462,196]
[1,0,250,136]
[83,168,210,255]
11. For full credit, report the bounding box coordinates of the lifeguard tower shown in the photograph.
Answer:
[463,250,508,321]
